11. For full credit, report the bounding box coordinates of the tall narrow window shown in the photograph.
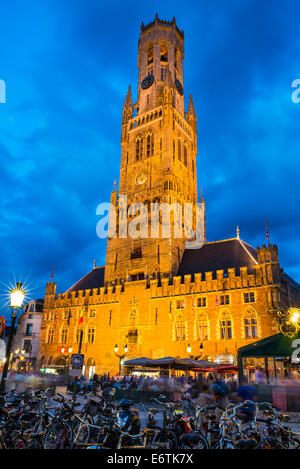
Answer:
[109,310,112,326]
[48,328,54,344]
[147,134,152,157]
[160,43,168,62]
[196,313,208,341]
[184,145,188,166]
[244,311,258,338]
[61,328,68,344]
[178,139,181,161]
[147,45,153,64]
[175,321,186,341]
[136,137,143,161]
[219,312,232,339]
[88,328,95,344]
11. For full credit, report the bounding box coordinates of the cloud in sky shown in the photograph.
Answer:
[0,0,300,316]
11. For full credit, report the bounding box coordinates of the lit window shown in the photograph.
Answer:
[176,300,185,309]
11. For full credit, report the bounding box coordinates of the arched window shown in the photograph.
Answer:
[219,312,233,339]
[174,314,186,341]
[196,312,209,341]
[147,44,153,65]
[244,311,258,338]
[160,43,168,62]
[177,139,182,161]
[136,137,143,161]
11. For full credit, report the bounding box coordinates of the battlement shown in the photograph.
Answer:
[141,14,184,40]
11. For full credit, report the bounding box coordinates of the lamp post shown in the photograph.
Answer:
[114,344,128,375]
[187,342,204,361]
[0,282,25,393]
[61,346,72,374]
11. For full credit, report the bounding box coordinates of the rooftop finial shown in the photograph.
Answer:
[236,226,240,239]
[188,94,196,117]
[93,259,96,269]
[124,85,132,108]
[50,266,54,281]
[113,178,116,190]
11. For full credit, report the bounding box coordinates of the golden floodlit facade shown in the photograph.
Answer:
[38,16,300,376]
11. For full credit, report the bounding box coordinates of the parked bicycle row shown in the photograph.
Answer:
[0,387,299,449]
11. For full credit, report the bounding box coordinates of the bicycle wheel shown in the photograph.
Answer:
[44,422,72,449]
[73,423,91,446]
[151,429,178,449]
[178,433,209,449]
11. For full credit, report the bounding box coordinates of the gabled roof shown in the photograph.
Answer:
[178,238,258,277]
[66,266,105,293]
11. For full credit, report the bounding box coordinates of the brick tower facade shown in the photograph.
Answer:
[104,15,199,285]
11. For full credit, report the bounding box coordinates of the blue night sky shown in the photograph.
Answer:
[0,0,300,315]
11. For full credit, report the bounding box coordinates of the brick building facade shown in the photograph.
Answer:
[38,16,300,376]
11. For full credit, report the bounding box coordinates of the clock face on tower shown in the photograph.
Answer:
[141,74,154,89]
[175,78,184,95]
[135,172,147,185]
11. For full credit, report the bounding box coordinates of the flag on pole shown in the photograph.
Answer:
[266,217,270,244]
[67,309,72,326]
[78,309,84,325]
[50,266,54,281]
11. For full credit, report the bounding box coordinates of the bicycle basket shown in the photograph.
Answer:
[86,398,102,417]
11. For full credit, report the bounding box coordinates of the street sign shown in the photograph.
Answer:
[0,317,5,339]
[71,353,84,369]
[69,353,84,377]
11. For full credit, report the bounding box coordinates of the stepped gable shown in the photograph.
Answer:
[178,238,258,277]
[66,266,105,293]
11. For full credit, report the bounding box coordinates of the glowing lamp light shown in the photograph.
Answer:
[68,346,72,354]
[187,344,192,354]
[291,315,299,324]
[61,347,65,354]
[124,344,128,354]
[10,282,25,309]
[114,344,118,354]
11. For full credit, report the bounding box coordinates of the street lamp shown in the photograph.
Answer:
[0,282,25,393]
[114,343,128,375]
[187,342,204,360]
[61,346,73,374]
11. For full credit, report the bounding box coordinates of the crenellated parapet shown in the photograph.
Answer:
[140,14,184,41]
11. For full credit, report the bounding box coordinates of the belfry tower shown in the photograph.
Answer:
[105,15,201,285]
